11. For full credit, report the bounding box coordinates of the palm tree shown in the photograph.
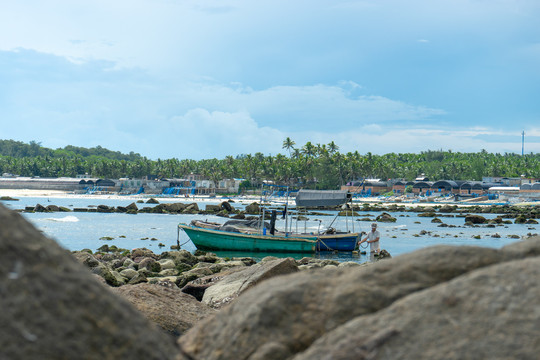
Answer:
[328,141,339,154]
[282,137,296,158]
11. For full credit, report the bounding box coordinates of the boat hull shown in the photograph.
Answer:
[179,223,317,253]
[315,233,360,251]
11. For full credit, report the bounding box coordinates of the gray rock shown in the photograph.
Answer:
[113,283,216,337]
[178,245,506,359]
[465,214,487,224]
[0,203,181,360]
[202,258,298,308]
[158,259,176,270]
[293,256,540,360]
[201,257,299,309]
[119,268,138,279]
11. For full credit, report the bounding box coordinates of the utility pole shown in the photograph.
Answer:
[522,131,525,156]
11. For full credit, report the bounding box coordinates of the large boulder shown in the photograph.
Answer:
[201,257,299,309]
[112,283,216,337]
[0,203,182,360]
[294,256,540,360]
[178,239,540,360]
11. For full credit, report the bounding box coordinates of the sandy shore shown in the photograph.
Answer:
[0,188,514,208]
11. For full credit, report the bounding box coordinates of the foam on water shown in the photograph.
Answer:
[44,216,80,223]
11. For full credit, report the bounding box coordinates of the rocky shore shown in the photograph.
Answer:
[10,196,540,223]
[2,202,540,359]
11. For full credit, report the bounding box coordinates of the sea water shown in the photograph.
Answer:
[2,196,536,263]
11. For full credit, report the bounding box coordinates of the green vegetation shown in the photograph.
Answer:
[1,139,539,189]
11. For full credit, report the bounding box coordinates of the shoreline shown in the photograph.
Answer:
[0,188,536,208]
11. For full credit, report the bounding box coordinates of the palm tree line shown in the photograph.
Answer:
[0,139,539,189]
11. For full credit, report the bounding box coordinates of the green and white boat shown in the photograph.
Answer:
[178,221,317,253]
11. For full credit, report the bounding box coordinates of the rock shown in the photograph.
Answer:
[438,204,457,213]
[431,217,443,223]
[45,204,60,212]
[0,203,181,360]
[34,203,48,212]
[220,201,233,212]
[465,214,487,224]
[205,204,221,213]
[201,258,299,309]
[245,202,260,214]
[97,204,114,213]
[146,198,160,204]
[138,257,162,273]
[113,283,216,337]
[294,256,540,360]
[376,212,396,222]
[178,245,507,360]
[183,203,199,213]
[515,215,528,224]
[126,202,139,211]
[0,196,18,201]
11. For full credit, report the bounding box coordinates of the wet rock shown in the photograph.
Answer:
[205,204,221,212]
[376,212,396,222]
[465,214,487,224]
[245,202,260,214]
[220,201,233,212]
[146,198,160,204]
[34,203,48,212]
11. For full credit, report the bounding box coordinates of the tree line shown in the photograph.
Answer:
[0,139,539,189]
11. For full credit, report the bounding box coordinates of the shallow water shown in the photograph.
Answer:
[2,196,536,263]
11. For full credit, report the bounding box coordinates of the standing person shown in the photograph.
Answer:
[359,223,380,255]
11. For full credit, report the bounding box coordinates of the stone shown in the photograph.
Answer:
[201,257,299,309]
[376,212,397,222]
[293,256,540,360]
[465,214,487,224]
[178,245,506,360]
[113,283,216,337]
[0,203,181,360]
[245,202,260,214]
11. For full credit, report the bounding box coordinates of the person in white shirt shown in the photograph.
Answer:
[358,223,380,254]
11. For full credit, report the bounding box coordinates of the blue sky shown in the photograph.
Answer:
[1,0,539,160]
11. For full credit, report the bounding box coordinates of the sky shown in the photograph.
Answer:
[1,0,539,160]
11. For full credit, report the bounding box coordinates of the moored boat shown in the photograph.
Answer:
[178,221,317,253]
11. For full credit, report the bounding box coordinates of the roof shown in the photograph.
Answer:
[432,180,459,189]
[295,190,350,207]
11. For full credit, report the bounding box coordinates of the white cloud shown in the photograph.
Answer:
[164,109,284,159]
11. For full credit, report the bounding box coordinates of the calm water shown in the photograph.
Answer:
[2,196,536,263]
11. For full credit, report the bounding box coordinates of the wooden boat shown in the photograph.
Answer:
[178,221,317,253]
[315,232,361,251]
[179,219,360,253]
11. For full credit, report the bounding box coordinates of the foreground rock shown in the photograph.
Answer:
[178,237,540,360]
[112,283,216,336]
[0,203,182,360]
[294,256,540,360]
[201,257,299,309]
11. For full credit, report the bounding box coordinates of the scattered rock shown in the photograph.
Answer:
[112,283,216,337]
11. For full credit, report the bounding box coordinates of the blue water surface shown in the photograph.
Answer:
[2,196,536,263]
